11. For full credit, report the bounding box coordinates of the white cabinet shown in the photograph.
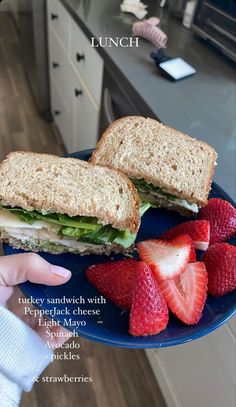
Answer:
[47,0,103,153]
[48,26,71,105]
[50,76,72,152]
[146,318,236,407]
[70,69,100,151]
[47,0,70,50]
[70,18,103,107]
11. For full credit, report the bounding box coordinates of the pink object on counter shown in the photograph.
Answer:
[132,17,168,49]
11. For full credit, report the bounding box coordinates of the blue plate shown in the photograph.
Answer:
[3,150,236,348]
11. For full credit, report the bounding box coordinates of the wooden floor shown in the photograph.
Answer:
[0,11,65,160]
[0,12,166,407]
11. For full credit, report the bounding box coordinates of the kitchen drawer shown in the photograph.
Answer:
[228,315,236,337]
[70,18,103,107]
[47,0,70,50]
[48,26,71,105]
[70,68,100,151]
[146,323,236,407]
[50,76,72,152]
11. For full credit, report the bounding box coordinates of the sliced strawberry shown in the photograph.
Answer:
[203,243,236,297]
[161,220,210,251]
[137,234,191,282]
[159,262,208,325]
[129,262,169,336]
[189,242,197,262]
[199,198,236,244]
[86,259,138,309]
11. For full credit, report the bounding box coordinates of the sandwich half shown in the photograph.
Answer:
[0,152,141,255]
[91,116,218,215]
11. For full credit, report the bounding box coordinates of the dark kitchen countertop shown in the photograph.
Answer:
[61,0,236,201]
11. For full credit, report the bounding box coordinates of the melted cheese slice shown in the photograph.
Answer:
[0,209,108,253]
[139,192,198,213]
[4,227,105,251]
[0,208,55,230]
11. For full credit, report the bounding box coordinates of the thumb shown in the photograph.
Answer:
[0,253,71,287]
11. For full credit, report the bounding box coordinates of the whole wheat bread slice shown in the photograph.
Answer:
[0,152,140,233]
[91,117,218,207]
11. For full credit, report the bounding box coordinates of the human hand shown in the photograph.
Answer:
[0,253,72,347]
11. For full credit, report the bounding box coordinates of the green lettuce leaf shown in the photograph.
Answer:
[139,201,152,216]
[132,179,176,201]
[3,203,151,248]
[5,208,101,230]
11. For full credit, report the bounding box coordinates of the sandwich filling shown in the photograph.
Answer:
[132,179,199,213]
[0,202,150,253]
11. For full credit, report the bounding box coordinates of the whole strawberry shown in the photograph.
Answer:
[203,243,236,297]
[129,262,169,336]
[161,220,210,251]
[86,259,138,309]
[199,198,236,244]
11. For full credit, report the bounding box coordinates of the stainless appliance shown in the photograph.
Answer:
[100,67,142,134]
[168,0,188,20]
[192,0,236,62]
[19,0,50,118]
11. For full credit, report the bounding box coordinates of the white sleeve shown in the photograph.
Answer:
[0,305,53,405]
[0,370,21,407]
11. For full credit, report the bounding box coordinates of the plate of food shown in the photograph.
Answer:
[1,117,236,348]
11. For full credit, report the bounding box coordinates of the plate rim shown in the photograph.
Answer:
[4,149,236,349]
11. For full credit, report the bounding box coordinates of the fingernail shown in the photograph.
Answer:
[50,265,71,279]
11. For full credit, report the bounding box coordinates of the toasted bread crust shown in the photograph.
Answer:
[91,117,218,207]
[0,151,140,234]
